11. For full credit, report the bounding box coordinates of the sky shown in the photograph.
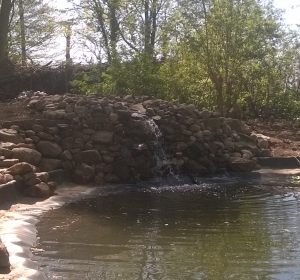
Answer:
[52,0,300,63]
[54,0,300,27]
[274,0,300,27]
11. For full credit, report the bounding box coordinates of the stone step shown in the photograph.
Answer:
[0,159,19,168]
[257,157,300,169]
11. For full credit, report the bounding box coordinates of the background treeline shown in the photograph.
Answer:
[1,0,300,118]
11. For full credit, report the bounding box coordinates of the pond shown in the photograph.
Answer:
[33,181,300,280]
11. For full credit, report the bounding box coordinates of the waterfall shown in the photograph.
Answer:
[142,116,174,176]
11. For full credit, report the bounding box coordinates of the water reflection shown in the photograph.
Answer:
[33,185,300,280]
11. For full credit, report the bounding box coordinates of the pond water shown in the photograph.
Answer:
[33,182,300,280]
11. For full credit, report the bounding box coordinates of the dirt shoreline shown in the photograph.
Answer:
[0,180,105,280]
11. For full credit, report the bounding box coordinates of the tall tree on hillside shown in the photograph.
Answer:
[0,0,14,61]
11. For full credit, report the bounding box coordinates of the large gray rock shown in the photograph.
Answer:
[104,173,120,184]
[11,147,42,165]
[91,131,114,144]
[236,133,260,156]
[61,137,74,150]
[23,182,50,198]
[0,239,9,267]
[226,118,250,135]
[81,150,102,165]
[113,160,132,182]
[61,150,73,161]
[7,162,36,175]
[130,103,146,114]
[203,118,221,131]
[0,173,13,184]
[228,157,257,172]
[72,163,95,184]
[0,129,24,144]
[38,158,62,171]
[43,110,65,120]
[37,141,62,158]
[74,106,89,118]
[185,160,207,174]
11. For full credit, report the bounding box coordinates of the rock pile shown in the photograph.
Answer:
[0,92,272,197]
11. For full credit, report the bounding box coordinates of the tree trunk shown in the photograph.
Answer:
[0,0,14,61]
[18,0,26,65]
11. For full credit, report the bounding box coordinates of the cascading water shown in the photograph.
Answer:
[132,112,174,176]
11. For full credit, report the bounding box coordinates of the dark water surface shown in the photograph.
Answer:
[33,183,300,280]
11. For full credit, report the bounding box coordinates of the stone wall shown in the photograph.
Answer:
[0,92,271,198]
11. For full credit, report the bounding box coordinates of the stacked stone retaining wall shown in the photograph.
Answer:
[0,92,271,198]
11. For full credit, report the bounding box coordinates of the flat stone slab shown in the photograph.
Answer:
[257,157,300,169]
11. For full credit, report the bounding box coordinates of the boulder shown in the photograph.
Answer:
[24,177,41,187]
[0,173,14,184]
[201,110,212,119]
[0,239,9,267]
[0,159,19,168]
[36,172,49,183]
[229,104,243,119]
[94,175,106,185]
[236,133,260,156]
[37,132,55,141]
[104,173,121,184]
[185,160,207,174]
[43,110,66,120]
[37,141,62,158]
[203,118,221,131]
[7,162,36,175]
[130,104,146,114]
[80,150,102,165]
[228,158,257,172]
[74,106,89,118]
[61,137,75,150]
[91,131,114,144]
[38,158,62,171]
[102,154,114,163]
[23,182,50,198]
[112,160,132,182]
[48,181,57,196]
[109,113,119,121]
[72,163,95,184]
[31,124,43,133]
[11,147,42,165]
[22,172,35,182]
[226,118,250,135]
[0,128,24,144]
[61,150,73,161]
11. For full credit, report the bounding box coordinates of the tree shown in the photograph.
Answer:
[0,0,14,60]
[8,0,58,64]
[160,0,284,115]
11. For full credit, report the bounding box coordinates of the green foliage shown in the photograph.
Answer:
[71,53,163,97]
[70,64,107,95]
[66,0,300,118]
